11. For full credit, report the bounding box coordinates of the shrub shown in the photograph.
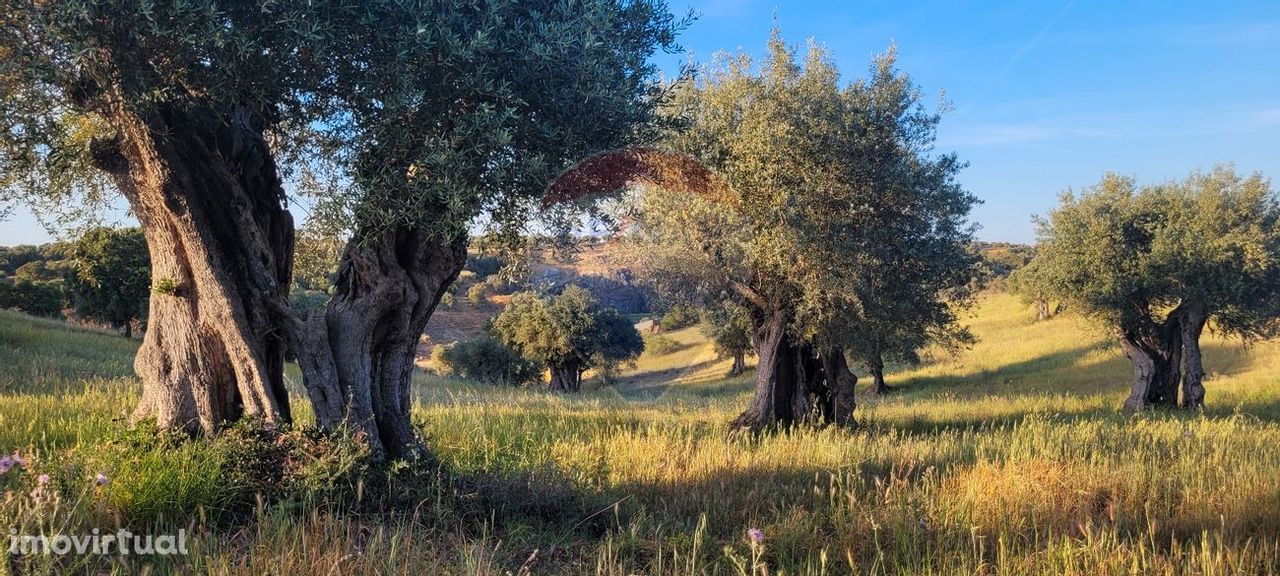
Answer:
[466,283,489,306]
[643,334,680,356]
[660,302,700,331]
[464,255,504,279]
[437,335,543,386]
[0,280,64,318]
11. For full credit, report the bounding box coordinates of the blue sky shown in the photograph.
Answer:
[655,0,1280,242]
[2,0,1277,244]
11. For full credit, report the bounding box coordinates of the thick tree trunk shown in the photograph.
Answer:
[1178,306,1208,409]
[731,310,813,431]
[94,103,294,436]
[549,361,582,393]
[728,350,746,376]
[821,347,857,427]
[1035,297,1051,321]
[288,228,466,461]
[1118,318,1182,411]
[869,352,890,395]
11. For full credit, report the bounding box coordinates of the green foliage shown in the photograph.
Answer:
[150,277,179,296]
[435,335,543,387]
[643,334,680,356]
[292,222,345,293]
[0,279,64,318]
[492,285,645,373]
[631,33,980,360]
[64,227,149,332]
[659,302,700,331]
[466,283,490,307]
[289,288,330,319]
[1026,167,1280,338]
[465,255,504,279]
[700,301,753,359]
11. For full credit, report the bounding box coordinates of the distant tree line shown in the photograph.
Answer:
[0,228,149,335]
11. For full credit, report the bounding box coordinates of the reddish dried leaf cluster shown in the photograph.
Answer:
[543,148,732,207]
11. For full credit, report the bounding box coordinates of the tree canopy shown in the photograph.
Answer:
[2,0,683,459]
[65,227,149,336]
[611,33,980,428]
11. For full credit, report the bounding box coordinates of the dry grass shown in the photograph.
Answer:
[2,294,1280,574]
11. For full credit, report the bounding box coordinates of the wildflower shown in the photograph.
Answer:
[10,451,23,468]
[37,473,50,486]
[0,456,14,475]
[95,473,109,486]
[747,528,764,544]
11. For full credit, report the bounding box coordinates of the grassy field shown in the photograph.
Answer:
[2,293,1280,574]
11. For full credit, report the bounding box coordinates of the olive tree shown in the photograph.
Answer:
[701,301,753,376]
[567,35,979,429]
[1024,167,1280,409]
[492,285,644,392]
[3,0,682,459]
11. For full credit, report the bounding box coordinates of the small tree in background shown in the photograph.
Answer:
[1008,257,1059,321]
[492,285,644,392]
[65,227,150,337]
[1026,167,1280,410]
[701,302,753,376]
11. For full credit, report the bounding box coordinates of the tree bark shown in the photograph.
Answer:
[549,360,582,393]
[731,310,813,431]
[1035,297,1051,321]
[1118,317,1182,411]
[821,347,857,427]
[287,228,466,462]
[728,350,746,376]
[869,351,890,395]
[94,103,294,436]
[1178,306,1208,409]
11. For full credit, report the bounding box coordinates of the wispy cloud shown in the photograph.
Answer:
[939,121,1118,148]
[1168,21,1280,45]
[692,0,756,18]
[998,0,1078,77]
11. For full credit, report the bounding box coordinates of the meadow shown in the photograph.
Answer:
[2,292,1280,574]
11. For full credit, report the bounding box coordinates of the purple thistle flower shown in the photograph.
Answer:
[0,456,14,475]
[747,528,764,544]
[95,473,109,486]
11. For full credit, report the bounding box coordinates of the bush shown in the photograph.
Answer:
[436,335,542,386]
[464,255,504,279]
[643,334,680,356]
[466,283,489,306]
[0,280,64,318]
[289,288,329,318]
[660,303,699,331]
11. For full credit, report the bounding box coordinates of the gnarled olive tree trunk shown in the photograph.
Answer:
[93,103,294,435]
[820,347,858,427]
[1177,305,1208,409]
[731,310,805,431]
[730,311,860,431]
[869,350,890,395]
[728,351,746,376]
[549,361,583,393]
[1117,318,1183,411]
[289,228,466,461]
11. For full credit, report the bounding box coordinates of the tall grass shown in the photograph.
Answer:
[1,294,1279,574]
